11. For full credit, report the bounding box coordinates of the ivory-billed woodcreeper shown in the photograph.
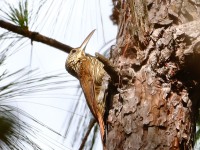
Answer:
[65,30,106,143]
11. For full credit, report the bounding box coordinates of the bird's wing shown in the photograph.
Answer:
[79,58,106,142]
[79,58,98,119]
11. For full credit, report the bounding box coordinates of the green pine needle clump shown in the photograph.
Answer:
[1,0,29,29]
[0,49,69,149]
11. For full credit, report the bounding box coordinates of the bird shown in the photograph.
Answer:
[65,30,107,144]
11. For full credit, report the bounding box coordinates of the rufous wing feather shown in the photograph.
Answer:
[79,58,98,119]
[79,58,105,143]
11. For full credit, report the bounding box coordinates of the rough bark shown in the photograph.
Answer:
[107,0,200,149]
[1,1,200,149]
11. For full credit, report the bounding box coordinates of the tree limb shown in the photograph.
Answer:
[0,19,73,53]
[95,52,119,83]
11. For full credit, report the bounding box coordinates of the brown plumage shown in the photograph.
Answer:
[65,30,106,143]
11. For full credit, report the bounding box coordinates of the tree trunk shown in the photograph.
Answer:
[106,0,200,149]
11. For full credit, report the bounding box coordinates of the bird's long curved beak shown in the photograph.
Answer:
[79,29,95,51]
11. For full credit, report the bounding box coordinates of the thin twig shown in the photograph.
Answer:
[79,118,96,150]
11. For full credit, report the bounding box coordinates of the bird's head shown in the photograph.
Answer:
[65,30,95,75]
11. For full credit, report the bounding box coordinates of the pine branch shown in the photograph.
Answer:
[95,52,119,83]
[0,19,73,53]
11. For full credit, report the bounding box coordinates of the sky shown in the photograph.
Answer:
[2,1,199,150]
[0,0,117,150]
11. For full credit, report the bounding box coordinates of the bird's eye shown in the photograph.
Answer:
[71,49,76,53]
